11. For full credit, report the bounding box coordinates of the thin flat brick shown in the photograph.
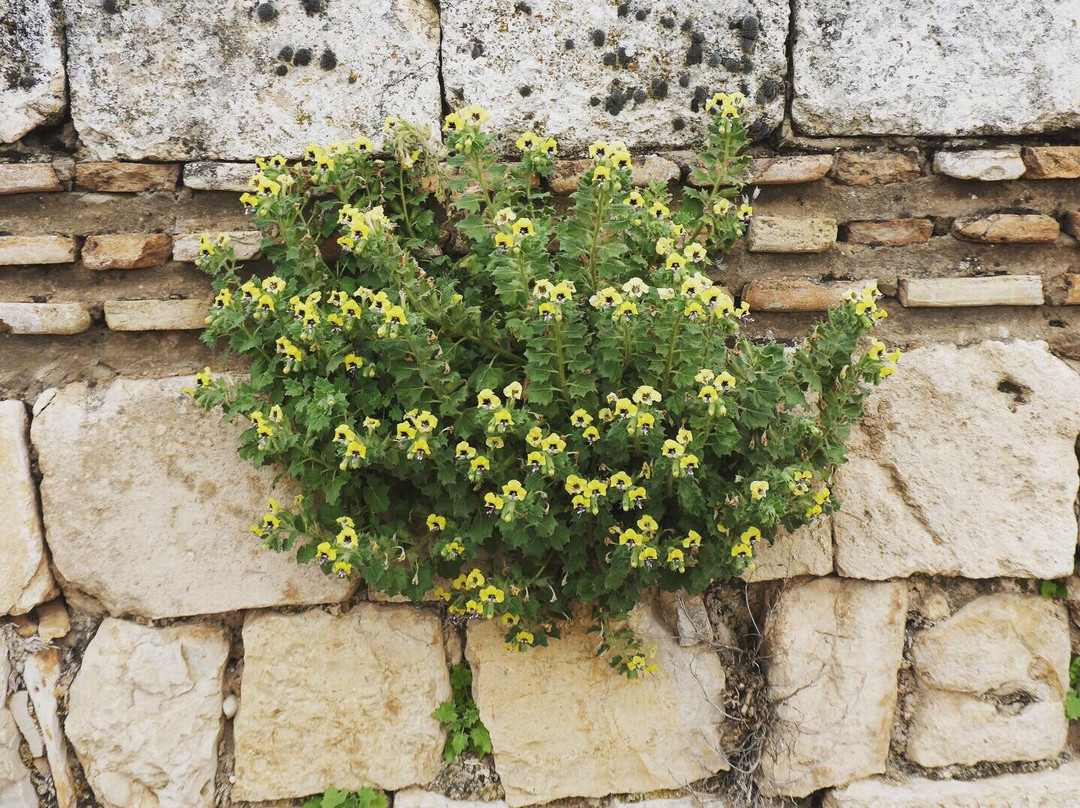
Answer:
[550,154,679,195]
[172,232,262,263]
[1064,275,1080,305]
[82,233,173,270]
[899,276,1044,307]
[104,299,211,331]
[846,219,933,246]
[0,235,77,265]
[182,162,255,192]
[747,216,838,254]
[746,154,834,185]
[0,164,62,195]
[951,214,1060,244]
[833,151,920,186]
[743,278,878,312]
[1022,146,1080,179]
[74,162,180,193]
[932,148,1025,181]
[0,303,92,335]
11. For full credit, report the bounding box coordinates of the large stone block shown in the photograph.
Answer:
[0,0,66,143]
[834,341,1080,580]
[792,1,1080,136]
[441,0,788,154]
[233,605,451,801]
[63,0,442,160]
[0,400,57,615]
[823,762,1080,808]
[0,637,37,808]
[66,619,229,808]
[31,376,355,618]
[744,520,833,582]
[907,593,1070,768]
[759,578,908,798]
[467,598,729,807]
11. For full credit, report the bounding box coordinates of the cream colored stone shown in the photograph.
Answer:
[823,762,1080,807]
[31,376,355,618]
[899,276,1044,307]
[66,618,228,808]
[907,594,1069,768]
[0,235,76,265]
[233,606,449,801]
[845,219,933,246]
[759,578,908,798]
[0,0,66,143]
[742,279,873,313]
[835,341,1080,580]
[656,590,715,647]
[0,401,57,616]
[744,520,833,582]
[747,217,838,253]
[550,154,680,194]
[104,299,211,331]
[832,151,920,185]
[181,162,254,192]
[23,649,76,808]
[1066,274,1080,305]
[952,214,1060,243]
[933,148,1026,181]
[1022,146,1080,179]
[74,162,180,192]
[8,691,43,758]
[0,163,62,194]
[34,600,69,642]
[0,302,92,336]
[0,641,37,808]
[393,790,509,808]
[82,233,173,270]
[468,597,729,807]
[171,231,262,263]
[747,154,834,185]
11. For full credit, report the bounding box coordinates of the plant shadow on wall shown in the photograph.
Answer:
[188,96,897,676]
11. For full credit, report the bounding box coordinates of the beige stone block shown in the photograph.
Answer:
[550,154,680,194]
[104,299,210,331]
[0,302,92,335]
[952,213,1060,243]
[932,147,1026,181]
[846,218,933,246]
[181,162,254,191]
[1022,146,1080,179]
[747,216,838,253]
[82,233,172,270]
[171,231,262,262]
[898,275,1044,307]
[0,235,76,265]
[0,163,62,194]
[743,279,873,312]
[833,150,920,186]
[74,162,180,192]
[746,154,834,185]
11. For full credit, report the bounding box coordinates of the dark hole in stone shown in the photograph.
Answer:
[101,0,121,12]
[274,64,289,76]
[632,87,647,103]
[1049,319,1067,328]
[678,73,690,88]
[685,43,703,66]
[996,379,1031,406]
[635,8,648,20]
[301,0,327,15]
[691,31,705,45]
[589,95,601,107]
[741,35,757,54]
[741,15,760,35]
[513,2,532,13]
[319,48,337,70]
[672,117,685,131]
[708,54,721,67]
[278,45,294,61]
[470,41,484,59]
[660,15,675,29]
[605,88,627,116]
[995,689,1036,716]
[564,38,575,50]
[293,48,313,66]
[617,2,630,17]
[650,78,668,99]
[761,78,781,99]
[451,87,465,100]
[519,85,532,97]
[255,2,278,22]
[690,85,707,112]
[681,18,693,32]
[747,118,770,139]
[602,52,617,66]
[592,29,606,47]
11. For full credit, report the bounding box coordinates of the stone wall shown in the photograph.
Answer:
[2,1,1079,807]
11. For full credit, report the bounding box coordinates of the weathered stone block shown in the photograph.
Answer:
[233,606,450,801]
[898,276,1044,307]
[0,0,66,143]
[0,302,92,335]
[74,162,181,192]
[104,299,211,331]
[0,638,37,808]
[171,231,262,262]
[441,0,788,154]
[66,619,229,808]
[834,341,1080,580]
[793,2,1080,135]
[932,148,1026,181]
[747,216,837,253]
[0,401,57,616]
[1022,146,1080,179]
[23,649,77,808]
[845,219,932,246]
[907,593,1070,768]
[64,0,442,160]
[759,578,908,798]
[823,762,1080,807]
[468,598,729,806]
[31,376,355,618]
[0,235,77,265]
[0,163,62,194]
[1065,274,1080,305]
[82,233,173,270]
[952,213,1060,243]
[182,161,255,192]
[550,154,680,195]
[747,154,834,185]
[745,520,834,581]
[394,791,508,808]
[742,279,871,312]
[832,151,920,186]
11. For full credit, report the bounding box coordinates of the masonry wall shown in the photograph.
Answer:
[2,1,1080,807]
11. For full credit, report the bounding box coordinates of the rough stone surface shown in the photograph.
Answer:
[23,649,76,808]
[745,520,833,581]
[467,597,729,807]
[64,0,442,160]
[823,762,1080,807]
[759,578,908,798]
[952,214,1060,244]
[747,216,837,253]
[747,154,834,185]
[35,600,70,641]
[8,691,43,758]
[907,593,1070,768]
[550,154,680,194]
[181,162,255,192]
[933,148,1026,181]
[104,299,211,331]
[742,279,871,312]
[74,162,180,192]
[66,618,228,808]
[0,400,57,615]
[1022,146,1080,179]
[171,231,262,263]
[656,590,715,647]
[394,791,509,808]
[31,376,355,618]
[1063,210,1080,238]
[82,233,173,270]
[233,606,450,801]
[0,302,92,335]
[0,163,62,194]
[441,0,788,154]
[898,276,1045,307]
[1066,274,1080,306]
[0,235,77,265]
[793,2,1080,136]
[0,0,66,143]
[0,637,37,808]
[832,151,920,186]
[834,341,1080,580]
[846,219,933,246]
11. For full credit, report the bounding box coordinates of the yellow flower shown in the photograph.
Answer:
[684,243,707,263]
[632,385,661,405]
[334,423,356,444]
[666,252,687,270]
[491,409,514,431]
[484,492,504,513]
[676,427,693,445]
[462,104,491,125]
[592,164,611,184]
[316,542,337,562]
[570,408,593,428]
[538,301,559,321]
[648,200,670,219]
[396,422,417,441]
[363,417,380,431]
[465,600,484,617]
[503,381,524,400]
[551,281,574,303]
[635,413,654,434]
[737,203,753,221]
[414,411,438,432]
[385,305,407,326]
[619,528,645,546]
[699,385,718,403]
[477,388,501,409]
[683,530,702,549]
[507,630,534,652]
[486,437,502,451]
[713,198,733,216]
[868,338,887,360]
[540,137,557,156]
[501,612,520,627]
[479,585,505,604]
[471,455,491,473]
[750,480,770,500]
[679,454,699,475]
[541,433,566,454]
[613,398,638,419]
[511,218,536,238]
[815,486,831,504]
[332,560,352,577]
[637,514,658,535]
[716,371,736,390]
[532,279,554,299]
[456,441,477,459]
[427,513,447,532]
[609,471,632,489]
[684,300,705,320]
[336,525,358,548]
[582,425,600,443]
[441,541,465,560]
[493,232,514,252]
[588,140,610,159]
[466,569,486,588]
[515,131,540,152]
[667,547,685,570]
[443,112,465,132]
[662,439,684,458]
[565,475,587,495]
[598,407,613,422]
[637,546,658,566]
[407,438,431,460]
[613,301,638,322]
[587,479,607,498]
[741,526,762,543]
[433,587,452,601]
[624,191,645,207]
[502,480,526,501]
[527,450,547,472]
[627,486,647,508]
[731,542,753,559]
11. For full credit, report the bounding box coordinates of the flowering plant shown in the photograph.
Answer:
[192,94,897,675]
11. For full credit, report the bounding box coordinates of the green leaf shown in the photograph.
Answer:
[469,723,493,755]
[1066,690,1080,721]
[432,700,458,725]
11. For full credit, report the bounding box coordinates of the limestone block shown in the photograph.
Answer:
[74,162,180,192]
[171,231,262,262]
[0,303,92,336]
[1022,146,1080,179]
[747,217,837,253]
[0,163,62,194]
[550,154,680,194]
[845,219,933,246]
[182,162,255,191]
[104,299,212,331]
[744,520,833,581]
[0,0,66,142]
[933,148,1026,181]
[832,151,920,186]
[82,233,173,270]
[742,279,871,313]
[951,214,1060,243]
[0,235,77,265]
[23,649,76,807]
[747,154,834,185]
[898,276,1044,307]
